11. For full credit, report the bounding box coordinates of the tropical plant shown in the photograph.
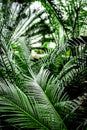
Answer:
[0,0,87,130]
[1,34,87,130]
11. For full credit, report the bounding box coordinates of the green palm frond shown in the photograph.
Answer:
[77,94,87,128]
[0,70,69,130]
[0,1,53,51]
[0,1,54,80]
[38,0,87,39]
[0,66,85,130]
[34,36,87,103]
[0,80,48,129]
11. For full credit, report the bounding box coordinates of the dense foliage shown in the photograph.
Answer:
[0,0,87,130]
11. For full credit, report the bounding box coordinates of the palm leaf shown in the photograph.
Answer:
[0,72,68,130]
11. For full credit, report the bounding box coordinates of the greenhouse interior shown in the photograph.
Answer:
[0,0,87,130]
